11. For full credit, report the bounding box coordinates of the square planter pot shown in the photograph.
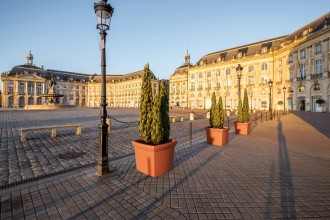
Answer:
[132,139,177,177]
[235,122,251,135]
[205,127,229,146]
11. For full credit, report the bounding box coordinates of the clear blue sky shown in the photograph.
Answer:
[0,1,328,90]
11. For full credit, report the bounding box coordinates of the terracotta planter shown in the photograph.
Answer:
[235,122,251,135]
[132,139,177,177]
[205,127,229,146]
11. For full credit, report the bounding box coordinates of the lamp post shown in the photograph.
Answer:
[283,86,286,114]
[94,0,114,176]
[236,64,243,102]
[268,80,273,120]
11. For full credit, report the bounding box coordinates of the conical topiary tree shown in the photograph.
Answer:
[209,93,225,129]
[209,92,217,127]
[151,80,170,145]
[139,63,153,144]
[216,96,225,128]
[237,99,243,123]
[242,89,249,122]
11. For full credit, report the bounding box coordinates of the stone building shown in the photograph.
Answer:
[1,52,160,108]
[169,12,330,112]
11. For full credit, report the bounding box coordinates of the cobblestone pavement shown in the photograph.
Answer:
[0,109,330,219]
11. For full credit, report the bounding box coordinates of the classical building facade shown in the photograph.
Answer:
[1,52,160,108]
[169,12,330,112]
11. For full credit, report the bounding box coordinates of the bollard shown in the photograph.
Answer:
[189,122,192,147]
[206,111,210,119]
[190,112,194,121]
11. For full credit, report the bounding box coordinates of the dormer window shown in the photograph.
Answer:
[261,47,268,54]
[280,42,284,48]
[237,52,242,58]
[217,57,221,62]
[200,61,204,66]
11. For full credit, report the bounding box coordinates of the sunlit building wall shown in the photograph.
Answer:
[170,12,330,112]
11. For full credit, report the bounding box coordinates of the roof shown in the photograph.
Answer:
[195,11,330,66]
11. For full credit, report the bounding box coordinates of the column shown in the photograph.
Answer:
[323,39,329,76]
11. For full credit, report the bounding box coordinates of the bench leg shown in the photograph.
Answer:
[180,117,184,122]
[76,126,82,135]
[21,131,27,141]
[171,118,176,123]
[51,129,56,138]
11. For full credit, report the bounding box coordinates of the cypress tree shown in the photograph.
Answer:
[217,96,224,128]
[151,80,170,145]
[151,94,162,145]
[139,64,153,143]
[237,99,243,123]
[160,80,170,142]
[242,89,249,122]
[209,92,217,127]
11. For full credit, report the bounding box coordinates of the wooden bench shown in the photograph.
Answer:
[20,124,82,141]
[169,115,184,123]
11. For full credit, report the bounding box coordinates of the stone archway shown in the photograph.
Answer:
[28,97,34,105]
[19,96,25,108]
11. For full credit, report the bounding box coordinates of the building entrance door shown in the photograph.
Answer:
[299,100,305,111]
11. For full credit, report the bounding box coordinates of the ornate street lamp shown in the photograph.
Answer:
[268,80,273,120]
[94,0,114,176]
[283,86,286,114]
[236,64,243,102]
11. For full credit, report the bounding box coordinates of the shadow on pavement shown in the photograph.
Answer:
[294,111,330,138]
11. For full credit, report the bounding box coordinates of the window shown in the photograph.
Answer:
[278,59,282,67]
[207,80,211,88]
[315,59,323,76]
[261,47,268,54]
[248,75,254,85]
[300,64,306,80]
[198,81,203,89]
[261,63,267,70]
[261,101,267,109]
[216,81,221,88]
[207,72,211,77]
[191,74,195,80]
[261,76,268,84]
[199,73,203,78]
[216,70,220,76]
[191,82,195,90]
[289,55,293,63]
[226,69,231,75]
[237,52,242,58]
[315,43,322,54]
[248,65,254,72]
[300,50,306,59]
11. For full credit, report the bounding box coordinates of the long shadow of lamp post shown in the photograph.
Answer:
[268,79,273,120]
[94,0,114,176]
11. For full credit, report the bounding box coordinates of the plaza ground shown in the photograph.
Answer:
[0,108,329,219]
